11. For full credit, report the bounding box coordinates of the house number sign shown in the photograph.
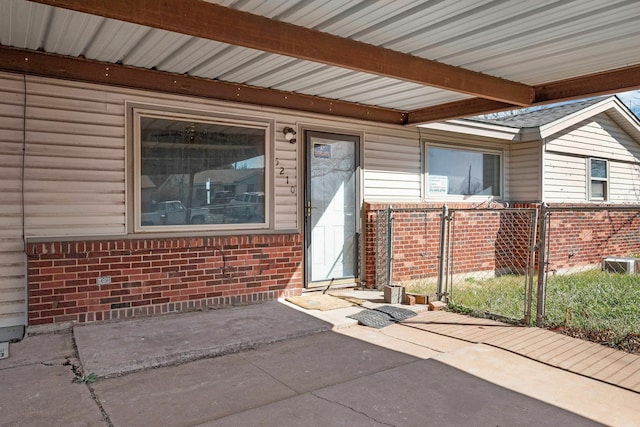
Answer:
[275,158,296,194]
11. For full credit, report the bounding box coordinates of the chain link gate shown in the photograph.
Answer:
[443,208,539,324]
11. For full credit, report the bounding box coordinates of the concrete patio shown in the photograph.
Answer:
[1,294,638,426]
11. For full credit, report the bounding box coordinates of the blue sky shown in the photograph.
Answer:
[616,89,640,118]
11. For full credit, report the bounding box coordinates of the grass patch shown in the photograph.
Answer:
[406,270,640,353]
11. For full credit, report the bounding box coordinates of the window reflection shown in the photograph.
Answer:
[139,116,265,226]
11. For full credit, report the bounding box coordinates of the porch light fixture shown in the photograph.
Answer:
[283,127,297,144]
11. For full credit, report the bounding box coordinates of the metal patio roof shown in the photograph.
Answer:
[1,0,639,124]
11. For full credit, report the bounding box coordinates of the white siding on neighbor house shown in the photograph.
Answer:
[543,151,587,202]
[508,141,541,201]
[544,113,640,203]
[546,114,640,162]
[610,162,640,203]
[0,74,27,329]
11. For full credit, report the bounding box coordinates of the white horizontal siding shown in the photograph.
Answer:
[544,113,640,203]
[364,133,421,201]
[0,71,429,236]
[545,114,640,163]
[543,151,587,202]
[9,73,128,237]
[610,162,640,203]
[273,129,298,230]
[508,141,540,201]
[0,74,26,329]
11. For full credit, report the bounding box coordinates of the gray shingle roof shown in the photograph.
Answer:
[467,97,607,128]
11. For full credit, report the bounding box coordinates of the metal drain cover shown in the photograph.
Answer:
[374,305,417,321]
[347,310,395,329]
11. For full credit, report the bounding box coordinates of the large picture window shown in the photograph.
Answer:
[134,109,269,230]
[426,145,501,198]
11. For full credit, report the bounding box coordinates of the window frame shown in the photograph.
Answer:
[131,106,273,233]
[424,142,504,200]
[587,157,609,202]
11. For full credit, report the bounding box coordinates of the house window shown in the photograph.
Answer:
[589,158,608,201]
[426,145,501,198]
[134,109,270,230]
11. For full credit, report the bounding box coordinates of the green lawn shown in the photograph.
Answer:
[406,269,640,353]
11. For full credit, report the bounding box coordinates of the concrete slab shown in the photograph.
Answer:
[240,331,418,393]
[74,301,332,378]
[0,363,106,427]
[93,352,298,427]
[203,393,388,427]
[381,323,474,353]
[313,358,601,427]
[336,324,442,359]
[0,332,73,369]
[433,344,640,426]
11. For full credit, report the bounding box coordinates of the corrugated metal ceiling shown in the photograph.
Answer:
[1,0,639,113]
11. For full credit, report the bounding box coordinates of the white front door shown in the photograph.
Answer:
[305,131,360,288]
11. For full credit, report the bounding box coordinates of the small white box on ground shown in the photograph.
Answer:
[0,342,8,359]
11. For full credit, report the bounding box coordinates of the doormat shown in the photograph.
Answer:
[347,306,417,329]
[286,294,356,311]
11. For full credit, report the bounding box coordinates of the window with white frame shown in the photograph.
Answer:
[588,158,608,201]
[426,145,502,198]
[133,108,270,230]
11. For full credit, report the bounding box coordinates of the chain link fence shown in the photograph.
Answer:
[445,208,538,323]
[538,205,640,349]
[373,205,537,323]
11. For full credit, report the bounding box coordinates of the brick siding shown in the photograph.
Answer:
[27,234,303,326]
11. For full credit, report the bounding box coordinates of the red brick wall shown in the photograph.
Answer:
[27,234,303,326]
[545,208,640,272]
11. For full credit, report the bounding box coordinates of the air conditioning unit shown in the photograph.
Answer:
[602,257,639,274]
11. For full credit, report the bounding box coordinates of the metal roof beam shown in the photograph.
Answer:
[0,46,406,124]
[407,64,640,124]
[31,0,534,106]
[535,65,640,103]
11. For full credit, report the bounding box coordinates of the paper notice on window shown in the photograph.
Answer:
[429,175,448,194]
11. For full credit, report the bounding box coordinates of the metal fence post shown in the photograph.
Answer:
[437,204,449,300]
[536,204,549,327]
[524,208,539,325]
[387,209,394,286]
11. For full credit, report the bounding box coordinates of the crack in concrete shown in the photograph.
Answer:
[239,353,300,394]
[310,391,396,426]
[71,334,114,427]
[379,327,447,354]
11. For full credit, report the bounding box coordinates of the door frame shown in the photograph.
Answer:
[300,126,364,289]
